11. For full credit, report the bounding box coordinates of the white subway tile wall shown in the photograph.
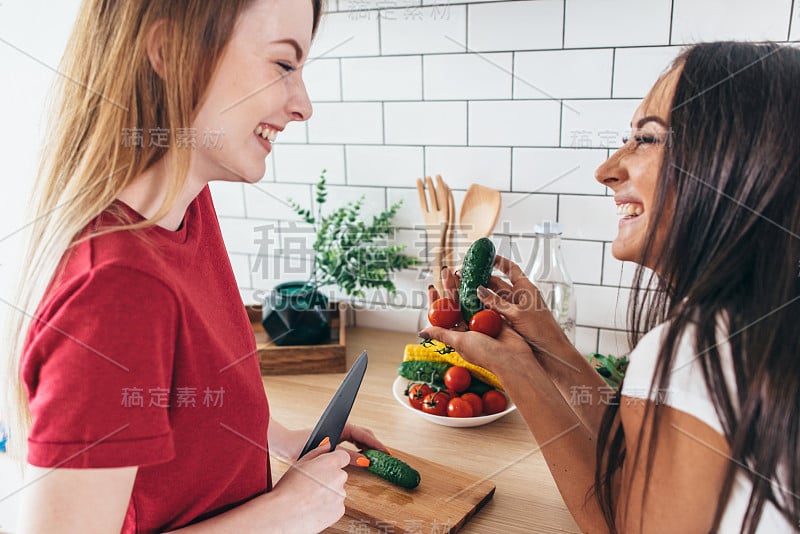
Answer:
[210,0,799,356]
[273,144,346,184]
[514,49,614,99]
[308,102,384,144]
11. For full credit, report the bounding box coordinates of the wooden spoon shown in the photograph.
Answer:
[457,184,501,266]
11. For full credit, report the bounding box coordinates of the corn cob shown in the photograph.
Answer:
[404,339,504,390]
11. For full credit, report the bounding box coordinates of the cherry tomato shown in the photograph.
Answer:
[428,297,462,328]
[421,391,450,416]
[469,309,503,338]
[482,390,508,415]
[447,397,474,418]
[444,366,471,393]
[407,383,432,410]
[460,392,483,417]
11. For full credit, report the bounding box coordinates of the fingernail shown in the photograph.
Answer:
[356,456,370,467]
[319,436,330,448]
[385,448,393,456]
[477,286,489,298]
[441,266,449,279]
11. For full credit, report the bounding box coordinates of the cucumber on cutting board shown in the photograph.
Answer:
[363,449,421,489]
[459,237,496,323]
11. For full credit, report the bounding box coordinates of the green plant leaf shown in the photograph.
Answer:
[282,171,419,297]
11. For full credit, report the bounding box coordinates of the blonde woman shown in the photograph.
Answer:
[2,1,385,532]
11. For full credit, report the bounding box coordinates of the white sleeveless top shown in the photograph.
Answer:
[621,321,793,532]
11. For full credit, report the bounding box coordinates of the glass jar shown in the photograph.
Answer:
[528,221,577,344]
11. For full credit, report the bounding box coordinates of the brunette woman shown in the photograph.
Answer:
[423,42,799,533]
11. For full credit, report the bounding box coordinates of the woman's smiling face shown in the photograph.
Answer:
[595,68,681,268]
[190,0,315,184]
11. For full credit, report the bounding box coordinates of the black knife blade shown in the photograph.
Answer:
[297,351,368,458]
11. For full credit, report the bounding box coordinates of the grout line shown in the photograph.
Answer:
[595,329,601,354]
[338,58,344,100]
[465,100,471,145]
[381,102,387,144]
[311,43,692,63]
[561,0,567,49]
[600,242,607,285]
[313,96,639,103]
[509,146,515,191]
[610,48,616,98]
[377,6,383,56]
[422,145,428,177]
[668,0,675,45]
[273,141,625,152]
[465,2,470,51]
[342,144,349,185]
[420,54,426,100]
[558,100,564,148]
[555,194,560,222]
[510,51,516,99]
[789,0,796,40]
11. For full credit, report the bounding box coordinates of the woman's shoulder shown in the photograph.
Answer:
[41,228,180,321]
[621,316,736,435]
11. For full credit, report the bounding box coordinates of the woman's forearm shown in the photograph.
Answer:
[165,489,300,534]
[495,359,610,534]
[267,417,307,462]
[528,338,611,435]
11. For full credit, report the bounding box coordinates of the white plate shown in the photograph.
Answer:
[392,376,516,428]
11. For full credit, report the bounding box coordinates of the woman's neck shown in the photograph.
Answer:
[117,156,206,231]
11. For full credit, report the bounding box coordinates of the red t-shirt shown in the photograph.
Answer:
[22,186,270,533]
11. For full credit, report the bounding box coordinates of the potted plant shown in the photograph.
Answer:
[262,170,419,346]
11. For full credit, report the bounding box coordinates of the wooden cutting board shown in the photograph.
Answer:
[273,449,495,533]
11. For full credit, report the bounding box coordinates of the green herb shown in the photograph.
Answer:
[288,170,419,298]
[588,352,629,390]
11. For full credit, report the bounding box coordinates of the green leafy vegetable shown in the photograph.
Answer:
[588,352,629,390]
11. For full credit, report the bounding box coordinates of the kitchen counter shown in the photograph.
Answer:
[263,327,580,534]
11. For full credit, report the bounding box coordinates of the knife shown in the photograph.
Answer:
[298,351,368,458]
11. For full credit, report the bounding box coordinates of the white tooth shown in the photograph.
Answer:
[261,129,269,139]
[633,205,643,216]
[627,204,636,216]
[268,130,277,142]
[617,204,624,215]
[256,126,263,135]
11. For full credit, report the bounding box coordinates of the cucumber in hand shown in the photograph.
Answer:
[459,237,496,324]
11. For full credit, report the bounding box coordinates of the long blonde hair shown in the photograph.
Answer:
[2,0,326,461]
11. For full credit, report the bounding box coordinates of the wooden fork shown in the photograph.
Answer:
[416,176,450,294]
[439,175,457,271]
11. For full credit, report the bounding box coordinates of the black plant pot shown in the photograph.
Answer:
[262,281,331,346]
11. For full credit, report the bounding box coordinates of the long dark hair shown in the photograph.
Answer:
[595,42,800,533]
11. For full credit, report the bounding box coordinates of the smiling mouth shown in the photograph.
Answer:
[617,202,644,219]
[255,124,278,143]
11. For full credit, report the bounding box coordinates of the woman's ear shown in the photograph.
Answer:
[145,19,168,79]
